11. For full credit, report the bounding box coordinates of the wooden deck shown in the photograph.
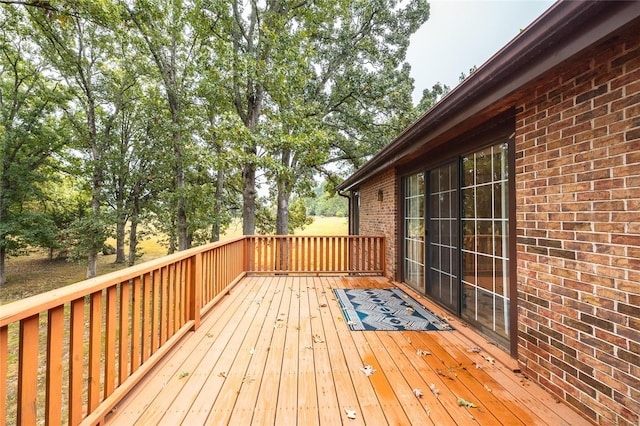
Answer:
[105,276,588,425]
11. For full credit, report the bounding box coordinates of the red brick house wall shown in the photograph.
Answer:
[515,22,640,425]
[357,168,398,280]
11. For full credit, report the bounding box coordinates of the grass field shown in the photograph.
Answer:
[0,216,347,304]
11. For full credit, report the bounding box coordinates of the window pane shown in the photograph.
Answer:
[460,141,510,347]
[404,172,425,292]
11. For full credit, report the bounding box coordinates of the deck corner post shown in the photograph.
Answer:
[381,236,387,277]
[189,253,202,331]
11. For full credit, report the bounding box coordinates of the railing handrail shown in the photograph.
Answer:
[0,236,246,327]
[1,234,385,426]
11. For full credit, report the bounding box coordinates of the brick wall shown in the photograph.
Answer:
[515,21,640,425]
[358,168,398,280]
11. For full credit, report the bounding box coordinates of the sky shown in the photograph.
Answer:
[406,0,555,103]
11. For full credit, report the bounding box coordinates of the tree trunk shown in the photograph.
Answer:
[242,158,257,235]
[87,101,100,279]
[0,246,5,287]
[115,218,126,264]
[211,167,225,243]
[128,213,138,267]
[276,149,292,236]
[276,180,290,235]
[128,182,142,266]
[168,217,177,255]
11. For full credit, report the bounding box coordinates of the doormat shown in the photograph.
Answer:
[333,288,454,331]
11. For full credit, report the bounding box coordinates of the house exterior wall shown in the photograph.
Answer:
[515,22,640,426]
[357,168,398,280]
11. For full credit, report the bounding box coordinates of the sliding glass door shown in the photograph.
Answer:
[402,141,510,348]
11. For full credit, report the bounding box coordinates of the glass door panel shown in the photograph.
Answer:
[461,143,510,347]
[427,162,459,312]
[403,173,425,292]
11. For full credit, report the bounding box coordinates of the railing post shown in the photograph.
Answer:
[381,236,387,277]
[189,253,202,331]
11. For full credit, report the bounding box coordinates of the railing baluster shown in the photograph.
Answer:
[88,291,103,412]
[46,306,64,425]
[69,298,84,425]
[119,281,130,385]
[0,325,6,422]
[105,286,117,397]
[131,276,142,373]
[142,273,152,363]
[151,270,161,353]
[18,314,39,425]
[160,266,169,346]
[167,264,175,336]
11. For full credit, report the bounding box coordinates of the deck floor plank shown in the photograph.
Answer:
[313,277,366,425]
[323,276,390,425]
[250,276,294,425]
[107,275,260,424]
[275,276,303,425]
[198,275,278,425]
[397,282,589,426]
[105,275,590,426]
[227,272,288,425]
[361,331,432,425]
[157,275,270,425]
[296,276,320,426]
[410,331,511,425]
[305,276,342,426]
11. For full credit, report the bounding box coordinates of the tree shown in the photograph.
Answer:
[201,0,429,235]
[123,0,203,252]
[0,5,69,285]
[25,1,130,277]
[416,82,450,115]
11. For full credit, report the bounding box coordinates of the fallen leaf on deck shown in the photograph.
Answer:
[406,307,415,314]
[249,347,255,355]
[305,345,313,350]
[206,332,214,338]
[436,369,454,380]
[483,355,495,365]
[429,383,440,397]
[347,320,357,326]
[413,388,423,398]
[218,372,227,378]
[484,384,492,393]
[467,346,482,353]
[360,364,376,376]
[407,337,412,344]
[457,398,478,408]
[417,349,431,356]
[313,334,325,343]
[319,304,328,308]
[179,371,189,379]
[345,408,357,419]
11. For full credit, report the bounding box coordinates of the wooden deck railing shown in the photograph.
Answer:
[246,235,385,275]
[0,235,384,425]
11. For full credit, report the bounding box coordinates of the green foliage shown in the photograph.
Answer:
[0,0,434,283]
[416,82,451,116]
[306,184,348,217]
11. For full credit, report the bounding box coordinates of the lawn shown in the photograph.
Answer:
[0,216,348,304]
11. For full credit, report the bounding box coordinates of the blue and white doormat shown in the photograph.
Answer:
[333,288,454,331]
